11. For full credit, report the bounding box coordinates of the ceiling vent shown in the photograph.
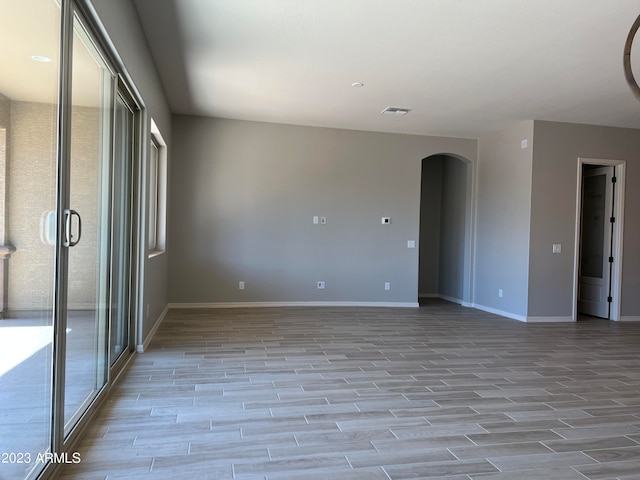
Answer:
[381,106,411,116]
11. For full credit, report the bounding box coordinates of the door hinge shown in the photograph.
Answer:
[607,296,613,303]
[610,217,616,223]
[612,176,617,183]
[609,256,614,263]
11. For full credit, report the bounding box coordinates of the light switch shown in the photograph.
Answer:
[313,216,319,224]
[407,240,416,249]
[552,244,561,254]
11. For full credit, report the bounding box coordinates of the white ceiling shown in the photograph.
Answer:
[133,0,640,138]
[0,0,61,105]
[1,0,124,108]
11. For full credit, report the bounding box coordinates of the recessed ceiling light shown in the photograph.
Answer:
[351,82,365,88]
[31,55,52,63]
[381,106,411,115]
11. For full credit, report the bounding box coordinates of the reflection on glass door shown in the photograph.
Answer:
[63,15,114,434]
[0,1,60,479]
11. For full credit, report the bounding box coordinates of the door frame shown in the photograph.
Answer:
[572,157,626,321]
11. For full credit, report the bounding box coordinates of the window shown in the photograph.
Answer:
[148,120,167,255]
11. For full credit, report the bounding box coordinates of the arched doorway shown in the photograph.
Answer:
[418,154,474,306]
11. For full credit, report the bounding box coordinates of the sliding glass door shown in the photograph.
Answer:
[0,1,140,478]
[0,1,60,479]
[63,14,114,434]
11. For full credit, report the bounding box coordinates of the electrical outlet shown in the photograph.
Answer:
[317,281,325,289]
[381,217,391,225]
[320,216,327,224]
[498,289,503,298]
[384,282,391,291]
[239,281,245,290]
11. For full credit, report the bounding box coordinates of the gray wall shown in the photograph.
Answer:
[418,157,443,295]
[476,121,534,318]
[439,156,468,301]
[529,120,640,318]
[90,0,172,344]
[170,116,477,305]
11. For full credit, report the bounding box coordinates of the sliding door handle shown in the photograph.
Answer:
[63,209,82,247]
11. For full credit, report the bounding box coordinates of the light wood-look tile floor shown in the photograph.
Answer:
[59,301,640,479]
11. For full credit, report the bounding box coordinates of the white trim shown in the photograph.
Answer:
[137,304,169,352]
[471,303,527,322]
[525,316,574,323]
[148,119,167,256]
[618,316,640,322]
[168,301,420,309]
[573,158,625,322]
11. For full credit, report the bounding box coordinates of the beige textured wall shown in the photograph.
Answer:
[0,93,9,244]
[7,101,58,310]
[6,101,101,311]
[67,105,103,309]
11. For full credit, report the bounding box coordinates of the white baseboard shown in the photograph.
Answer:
[167,301,420,309]
[471,303,527,322]
[137,304,169,352]
[525,316,574,323]
[473,304,574,323]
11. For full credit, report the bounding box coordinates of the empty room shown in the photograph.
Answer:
[2,1,640,479]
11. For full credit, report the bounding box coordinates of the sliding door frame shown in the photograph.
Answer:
[109,76,143,375]
[37,1,145,478]
[51,0,75,457]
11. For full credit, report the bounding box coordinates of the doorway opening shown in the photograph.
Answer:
[574,158,625,321]
[418,154,474,306]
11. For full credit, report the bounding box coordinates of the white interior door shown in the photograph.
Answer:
[578,166,614,319]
